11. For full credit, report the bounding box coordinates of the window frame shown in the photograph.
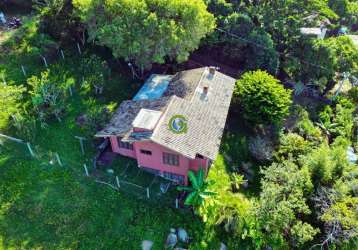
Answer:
[118,138,133,150]
[163,152,180,166]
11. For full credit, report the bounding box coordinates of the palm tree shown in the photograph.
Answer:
[177,168,216,209]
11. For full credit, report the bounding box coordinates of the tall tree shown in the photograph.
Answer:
[74,0,215,70]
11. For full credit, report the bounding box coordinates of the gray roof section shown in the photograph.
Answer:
[95,97,172,137]
[151,67,236,160]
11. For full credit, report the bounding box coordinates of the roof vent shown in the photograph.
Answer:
[203,86,209,95]
[209,66,216,75]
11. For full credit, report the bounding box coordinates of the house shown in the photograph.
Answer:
[300,27,327,39]
[96,67,236,185]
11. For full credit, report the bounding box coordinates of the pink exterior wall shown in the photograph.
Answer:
[109,136,209,185]
[189,158,208,172]
[134,141,190,185]
[110,136,136,158]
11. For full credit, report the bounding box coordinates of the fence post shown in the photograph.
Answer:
[76,43,82,55]
[60,49,65,60]
[116,176,120,189]
[2,74,6,85]
[26,142,35,157]
[146,188,150,199]
[83,164,89,176]
[55,153,63,166]
[41,55,48,68]
[74,136,86,155]
[21,65,26,77]
[175,198,179,209]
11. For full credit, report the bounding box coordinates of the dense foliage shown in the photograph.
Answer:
[73,0,215,70]
[235,70,292,125]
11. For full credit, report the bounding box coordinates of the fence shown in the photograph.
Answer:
[0,133,181,208]
[1,38,182,207]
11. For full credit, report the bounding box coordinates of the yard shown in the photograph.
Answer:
[0,14,255,250]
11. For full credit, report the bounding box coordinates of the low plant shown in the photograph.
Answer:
[0,83,26,129]
[177,168,216,211]
[27,69,74,126]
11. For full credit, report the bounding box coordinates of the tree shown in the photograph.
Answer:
[0,83,25,129]
[74,0,215,70]
[291,36,358,90]
[35,0,84,45]
[234,70,292,125]
[246,29,279,75]
[177,168,216,210]
[256,160,318,248]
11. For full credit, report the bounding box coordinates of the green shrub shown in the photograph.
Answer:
[294,107,323,143]
[274,133,311,161]
[80,55,109,94]
[303,143,350,186]
[234,70,292,125]
[348,86,358,103]
[27,69,74,125]
[331,98,355,139]
[0,83,26,130]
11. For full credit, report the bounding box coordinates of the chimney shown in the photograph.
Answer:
[209,66,216,76]
[203,86,209,95]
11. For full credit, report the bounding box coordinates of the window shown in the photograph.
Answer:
[140,149,152,155]
[163,152,179,166]
[196,154,204,159]
[118,139,133,150]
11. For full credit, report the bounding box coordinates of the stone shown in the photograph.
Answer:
[220,242,227,250]
[177,228,189,243]
[165,228,178,248]
[106,169,114,174]
[141,240,153,250]
[241,180,249,189]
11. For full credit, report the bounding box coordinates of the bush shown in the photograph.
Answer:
[331,97,355,139]
[27,69,74,125]
[234,70,292,125]
[80,55,109,94]
[303,143,350,186]
[293,107,323,143]
[274,133,311,161]
[348,86,358,103]
[0,83,26,129]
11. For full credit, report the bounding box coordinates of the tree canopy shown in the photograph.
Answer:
[73,0,215,69]
[234,70,292,125]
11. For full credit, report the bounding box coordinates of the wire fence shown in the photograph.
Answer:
[0,132,181,208]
